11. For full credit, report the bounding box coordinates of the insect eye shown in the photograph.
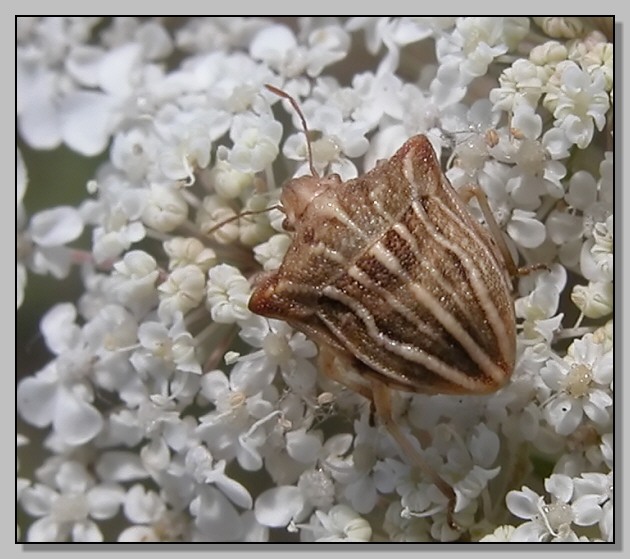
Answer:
[281,217,295,232]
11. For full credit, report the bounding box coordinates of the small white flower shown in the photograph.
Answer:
[82,304,139,358]
[296,468,335,511]
[281,99,369,180]
[17,304,105,446]
[506,484,572,541]
[134,314,201,375]
[249,24,301,75]
[351,71,407,130]
[490,58,547,111]
[163,237,216,272]
[196,369,275,471]
[347,17,434,75]
[535,17,585,39]
[20,461,124,542]
[573,471,613,540]
[111,250,159,317]
[189,485,247,541]
[196,194,239,244]
[119,484,187,541]
[529,40,568,67]
[141,184,188,232]
[158,264,206,321]
[330,412,407,516]
[311,504,372,542]
[110,126,159,183]
[228,112,282,174]
[547,163,611,272]
[17,161,84,304]
[571,281,613,318]
[251,22,350,79]
[580,41,613,90]
[479,524,517,542]
[17,18,126,155]
[231,317,318,396]
[470,159,553,258]
[442,101,499,172]
[254,485,304,528]
[545,61,610,148]
[515,265,566,342]
[207,159,254,199]
[205,264,252,324]
[156,107,230,182]
[437,17,529,87]
[253,233,291,271]
[541,336,612,435]
[581,215,613,283]
[301,21,352,77]
[82,177,147,263]
[184,445,252,508]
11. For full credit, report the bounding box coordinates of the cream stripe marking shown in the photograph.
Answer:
[367,174,483,335]
[409,198,510,373]
[402,149,512,370]
[416,189,505,283]
[311,196,367,239]
[319,285,485,391]
[369,150,510,380]
[401,147,503,272]
[312,241,347,265]
[367,241,506,385]
[347,264,438,340]
[368,187,393,223]
[390,221,478,325]
[403,146,508,280]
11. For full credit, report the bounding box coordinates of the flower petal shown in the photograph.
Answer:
[53,387,103,445]
[254,486,304,527]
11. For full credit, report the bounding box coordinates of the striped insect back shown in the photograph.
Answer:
[248,85,518,527]
[249,134,516,395]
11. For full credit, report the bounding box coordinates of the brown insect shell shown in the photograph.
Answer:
[249,135,516,397]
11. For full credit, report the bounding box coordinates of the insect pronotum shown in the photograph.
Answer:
[247,84,519,526]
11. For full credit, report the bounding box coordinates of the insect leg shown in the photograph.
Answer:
[317,344,374,402]
[458,184,519,278]
[370,379,458,529]
[315,345,461,528]
[460,185,550,279]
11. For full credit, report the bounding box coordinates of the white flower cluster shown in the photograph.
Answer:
[17,17,613,542]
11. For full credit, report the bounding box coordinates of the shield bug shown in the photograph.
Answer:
[248,84,520,525]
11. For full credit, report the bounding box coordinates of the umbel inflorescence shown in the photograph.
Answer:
[17,17,613,542]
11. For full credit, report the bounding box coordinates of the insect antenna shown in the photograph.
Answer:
[265,84,319,178]
[203,204,283,237]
